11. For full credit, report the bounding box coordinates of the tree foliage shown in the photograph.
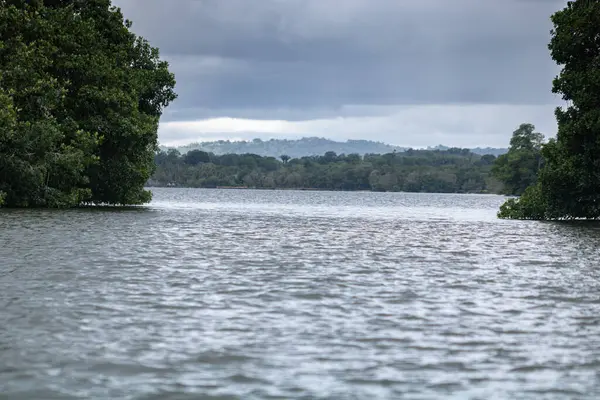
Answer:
[0,0,176,207]
[151,149,503,194]
[499,0,600,220]
[492,123,544,196]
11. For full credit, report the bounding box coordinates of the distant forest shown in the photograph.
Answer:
[151,148,503,194]
[165,137,508,159]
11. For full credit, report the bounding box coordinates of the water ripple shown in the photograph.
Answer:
[1,189,600,399]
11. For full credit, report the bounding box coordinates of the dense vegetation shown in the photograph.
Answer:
[491,123,544,196]
[172,137,508,159]
[499,0,600,220]
[151,148,503,193]
[0,0,176,207]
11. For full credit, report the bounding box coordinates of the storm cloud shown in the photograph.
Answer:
[113,0,566,147]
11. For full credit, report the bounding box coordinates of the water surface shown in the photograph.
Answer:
[2,189,600,399]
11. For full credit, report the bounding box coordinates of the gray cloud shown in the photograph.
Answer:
[112,0,566,145]
[114,0,563,108]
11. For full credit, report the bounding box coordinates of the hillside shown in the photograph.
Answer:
[162,137,507,158]
[169,137,406,158]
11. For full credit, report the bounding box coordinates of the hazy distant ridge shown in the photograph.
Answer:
[165,137,507,157]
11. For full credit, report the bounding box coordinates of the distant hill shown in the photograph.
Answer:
[170,137,408,158]
[162,137,507,158]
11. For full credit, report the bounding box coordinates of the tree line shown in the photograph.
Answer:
[151,148,503,194]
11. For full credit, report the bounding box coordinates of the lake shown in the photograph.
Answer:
[1,188,600,399]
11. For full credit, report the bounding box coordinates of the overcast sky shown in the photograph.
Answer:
[113,0,567,148]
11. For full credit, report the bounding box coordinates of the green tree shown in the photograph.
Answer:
[492,123,544,195]
[509,123,544,151]
[499,0,600,219]
[478,154,497,166]
[0,5,98,207]
[0,0,176,207]
[184,150,211,165]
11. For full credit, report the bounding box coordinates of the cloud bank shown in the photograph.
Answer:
[113,0,567,147]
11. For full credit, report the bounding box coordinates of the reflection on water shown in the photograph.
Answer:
[1,188,600,399]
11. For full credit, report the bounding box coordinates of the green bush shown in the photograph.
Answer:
[498,184,546,220]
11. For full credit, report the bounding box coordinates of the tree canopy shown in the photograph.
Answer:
[499,0,600,220]
[492,123,544,196]
[0,0,176,207]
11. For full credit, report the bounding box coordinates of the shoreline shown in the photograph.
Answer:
[145,186,500,195]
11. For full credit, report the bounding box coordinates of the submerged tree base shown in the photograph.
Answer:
[498,184,547,220]
[0,189,152,209]
[498,183,600,221]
